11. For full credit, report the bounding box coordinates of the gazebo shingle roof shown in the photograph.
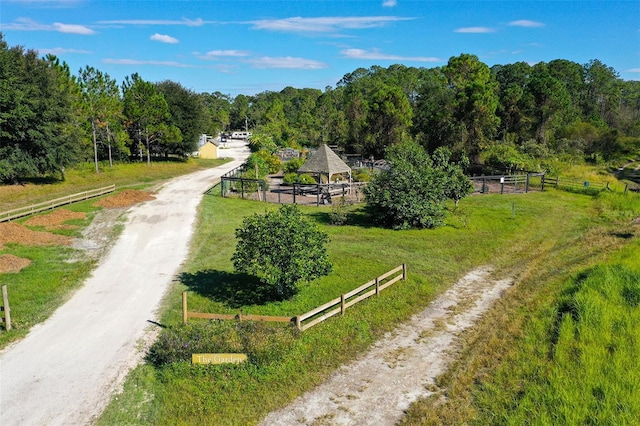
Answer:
[297,144,351,178]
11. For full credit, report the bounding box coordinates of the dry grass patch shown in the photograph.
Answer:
[24,209,87,230]
[93,189,155,209]
[0,254,32,273]
[0,222,72,250]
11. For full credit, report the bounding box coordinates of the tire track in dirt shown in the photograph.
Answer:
[259,267,513,426]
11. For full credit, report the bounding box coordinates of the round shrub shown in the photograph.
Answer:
[283,172,298,184]
[298,173,316,184]
[284,158,305,174]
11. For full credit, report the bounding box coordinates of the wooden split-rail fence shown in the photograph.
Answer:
[182,264,407,331]
[0,185,116,222]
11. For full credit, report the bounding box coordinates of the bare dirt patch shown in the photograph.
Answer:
[23,208,87,230]
[260,267,513,426]
[93,189,155,209]
[0,254,32,273]
[0,222,72,250]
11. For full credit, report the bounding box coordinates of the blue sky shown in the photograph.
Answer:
[1,0,639,96]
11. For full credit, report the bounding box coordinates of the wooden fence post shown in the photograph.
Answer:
[402,263,407,281]
[296,316,301,330]
[182,291,188,324]
[2,285,11,331]
[341,294,346,316]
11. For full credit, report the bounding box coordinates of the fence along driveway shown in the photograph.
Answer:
[0,185,115,222]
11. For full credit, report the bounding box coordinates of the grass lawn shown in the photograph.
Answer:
[98,187,640,425]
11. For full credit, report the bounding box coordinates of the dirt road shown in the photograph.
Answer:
[259,267,512,426]
[0,141,249,426]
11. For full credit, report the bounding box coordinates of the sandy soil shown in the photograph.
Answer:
[259,267,513,426]
[0,254,32,274]
[0,141,250,426]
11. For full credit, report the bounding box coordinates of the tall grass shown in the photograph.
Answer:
[99,189,622,425]
[401,192,640,425]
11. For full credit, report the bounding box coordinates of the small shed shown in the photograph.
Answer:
[297,144,351,183]
[199,141,219,159]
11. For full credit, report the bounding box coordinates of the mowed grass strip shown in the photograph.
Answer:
[99,188,619,425]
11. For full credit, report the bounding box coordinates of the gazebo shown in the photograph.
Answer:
[297,144,351,183]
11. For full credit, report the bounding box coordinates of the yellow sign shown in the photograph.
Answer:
[192,353,248,365]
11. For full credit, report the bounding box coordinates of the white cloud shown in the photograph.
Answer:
[454,27,496,34]
[37,47,92,55]
[150,33,179,44]
[102,58,195,68]
[1,17,94,34]
[382,0,397,7]
[341,48,441,62]
[509,20,544,28]
[250,16,413,33]
[0,17,49,31]
[53,22,95,34]
[628,68,640,73]
[197,50,251,60]
[245,56,328,69]
[97,18,207,27]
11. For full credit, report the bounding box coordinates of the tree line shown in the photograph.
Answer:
[1,32,639,183]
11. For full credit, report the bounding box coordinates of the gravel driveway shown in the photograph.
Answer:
[0,141,249,425]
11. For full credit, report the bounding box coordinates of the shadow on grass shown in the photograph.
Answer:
[307,205,377,228]
[14,176,61,185]
[178,270,283,308]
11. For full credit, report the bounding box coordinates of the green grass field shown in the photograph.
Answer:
[98,186,640,425]
[2,160,638,425]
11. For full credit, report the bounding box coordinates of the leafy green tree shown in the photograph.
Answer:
[364,82,413,157]
[413,67,458,152]
[78,66,127,171]
[491,62,534,143]
[258,98,290,145]
[201,91,231,135]
[443,54,500,158]
[364,140,449,230]
[122,73,182,164]
[314,86,348,146]
[618,81,640,137]
[582,59,621,128]
[432,147,473,206]
[232,204,332,299]
[156,80,209,156]
[526,63,573,144]
[248,132,278,153]
[229,94,250,131]
[0,36,81,182]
